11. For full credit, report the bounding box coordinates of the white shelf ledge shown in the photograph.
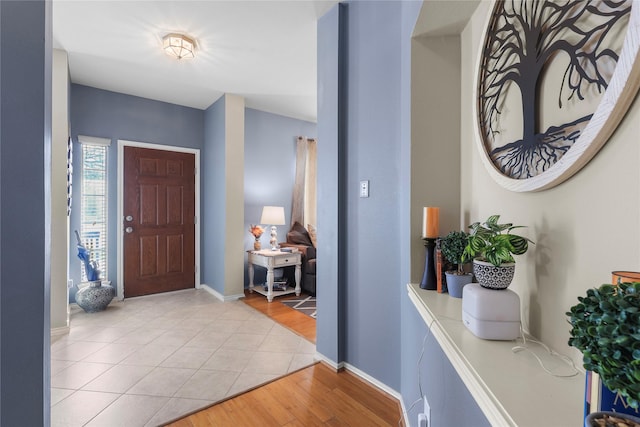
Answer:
[407,283,585,427]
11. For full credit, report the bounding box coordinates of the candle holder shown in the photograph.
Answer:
[420,237,438,290]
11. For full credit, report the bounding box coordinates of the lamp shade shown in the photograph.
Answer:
[260,206,285,225]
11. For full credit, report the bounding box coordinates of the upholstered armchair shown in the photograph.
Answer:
[279,222,316,295]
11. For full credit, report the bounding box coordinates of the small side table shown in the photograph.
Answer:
[248,249,301,302]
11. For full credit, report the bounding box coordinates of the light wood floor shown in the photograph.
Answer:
[166,292,404,426]
[241,291,316,343]
[166,362,403,426]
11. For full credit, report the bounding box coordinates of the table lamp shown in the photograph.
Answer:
[260,206,286,250]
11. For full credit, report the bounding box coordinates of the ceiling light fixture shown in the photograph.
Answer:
[162,33,196,60]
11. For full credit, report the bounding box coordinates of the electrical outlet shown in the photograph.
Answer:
[417,395,431,427]
[423,395,431,426]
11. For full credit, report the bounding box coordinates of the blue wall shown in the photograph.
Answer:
[343,0,405,389]
[243,108,316,286]
[317,2,490,425]
[318,0,407,389]
[69,84,204,296]
[401,293,491,426]
[0,1,51,424]
[202,96,226,293]
[316,3,345,364]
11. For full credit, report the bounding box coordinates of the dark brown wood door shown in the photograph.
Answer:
[123,146,195,297]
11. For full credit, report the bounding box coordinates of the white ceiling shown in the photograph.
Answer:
[52,1,339,122]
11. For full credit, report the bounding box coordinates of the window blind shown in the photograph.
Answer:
[80,144,108,281]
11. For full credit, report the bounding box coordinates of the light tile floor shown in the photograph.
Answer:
[51,288,316,427]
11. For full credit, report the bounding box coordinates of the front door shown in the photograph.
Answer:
[123,146,195,297]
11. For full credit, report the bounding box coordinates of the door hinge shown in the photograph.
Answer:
[194,265,198,273]
[194,167,197,175]
[194,216,197,225]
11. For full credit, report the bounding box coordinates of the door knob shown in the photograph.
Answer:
[125,215,133,222]
[125,227,133,233]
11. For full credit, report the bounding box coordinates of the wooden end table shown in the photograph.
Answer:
[248,249,302,302]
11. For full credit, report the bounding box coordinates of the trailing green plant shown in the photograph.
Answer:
[567,282,640,409]
[440,231,470,275]
[463,214,533,267]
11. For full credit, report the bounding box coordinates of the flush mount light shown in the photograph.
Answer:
[162,33,196,60]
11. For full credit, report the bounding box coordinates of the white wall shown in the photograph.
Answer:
[461,2,640,361]
[410,34,462,283]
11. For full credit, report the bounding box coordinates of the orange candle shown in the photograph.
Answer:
[422,207,439,238]
[612,271,640,285]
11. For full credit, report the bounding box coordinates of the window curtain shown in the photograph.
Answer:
[291,137,317,228]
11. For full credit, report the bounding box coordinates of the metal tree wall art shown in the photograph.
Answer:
[475,0,640,191]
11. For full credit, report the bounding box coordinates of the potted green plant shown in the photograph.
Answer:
[440,231,473,298]
[567,282,640,427]
[463,214,533,290]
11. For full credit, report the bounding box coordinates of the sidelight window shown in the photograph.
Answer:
[79,140,108,281]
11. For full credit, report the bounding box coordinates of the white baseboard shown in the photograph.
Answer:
[343,362,408,426]
[343,362,402,402]
[314,350,400,398]
[51,326,70,337]
[314,351,345,371]
[399,396,411,427]
[200,284,244,302]
[314,351,408,425]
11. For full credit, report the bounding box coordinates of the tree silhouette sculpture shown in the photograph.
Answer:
[478,0,631,179]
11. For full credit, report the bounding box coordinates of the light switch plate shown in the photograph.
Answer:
[360,180,369,198]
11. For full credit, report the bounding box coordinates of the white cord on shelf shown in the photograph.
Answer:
[511,325,579,378]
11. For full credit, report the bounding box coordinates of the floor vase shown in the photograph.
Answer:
[76,281,115,313]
